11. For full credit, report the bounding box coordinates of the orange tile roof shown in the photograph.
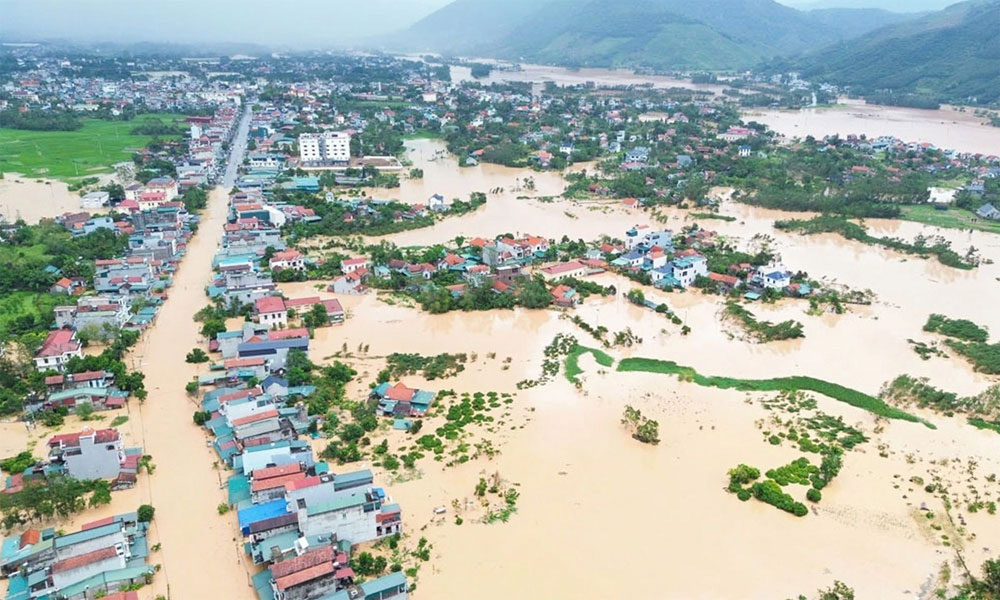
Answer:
[231,410,278,427]
[51,546,118,573]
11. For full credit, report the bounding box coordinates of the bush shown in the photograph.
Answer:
[750,479,808,517]
[138,504,155,522]
[737,489,752,501]
[727,464,760,492]
[924,314,989,342]
[185,348,209,363]
[192,411,211,426]
[806,488,822,502]
[217,503,230,515]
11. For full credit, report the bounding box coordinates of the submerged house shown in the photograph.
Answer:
[47,428,136,484]
[371,383,436,417]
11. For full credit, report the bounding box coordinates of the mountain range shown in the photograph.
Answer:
[787,0,1000,104]
[387,0,999,104]
[388,0,912,70]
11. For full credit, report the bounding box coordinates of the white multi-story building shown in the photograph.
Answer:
[299,132,351,164]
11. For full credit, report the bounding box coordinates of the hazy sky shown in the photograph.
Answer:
[0,0,960,48]
[0,0,454,47]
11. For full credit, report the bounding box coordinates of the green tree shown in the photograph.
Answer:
[517,277,552,309]
[185,348,209,363]
[137,504,155,522]
[285,349,315,386]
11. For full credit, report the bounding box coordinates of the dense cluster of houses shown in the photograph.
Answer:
[194,373,406,600]
[1,425,150,597]
[607,224,810,298]
[0,512,156,600]
[3,52,244,115]
[32,204,192,414]
[184,132,407,600]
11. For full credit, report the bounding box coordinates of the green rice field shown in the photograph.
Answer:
[0,113,186,181]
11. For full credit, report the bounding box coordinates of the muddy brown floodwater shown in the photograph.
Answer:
[43,184,254,600]
[122,185,257,599]
[294,132,1000,597]
[0,175,106,224]
[746,98,1000,156]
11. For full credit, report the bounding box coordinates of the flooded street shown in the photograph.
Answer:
[746,98,1000,155]
[112,108,258,599]
[4,64,1000,598]
[123,184,257,600]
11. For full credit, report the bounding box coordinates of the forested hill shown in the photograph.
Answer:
[388,0,909,70]
[775,0,1000,105]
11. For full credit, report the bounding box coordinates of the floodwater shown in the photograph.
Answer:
[0,175,104,224]
[120,185,257,599]
[289,255,1000,597]
[746,98,1000,155]
[0,185,257,599]
[4,79,1000,597]
[293,138,1000,596]
[363,138,646,246]
[449,62,727,96]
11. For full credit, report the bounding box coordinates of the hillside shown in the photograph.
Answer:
[802,8,913,38]
[389,0,914,70]
[790,0,1000,104]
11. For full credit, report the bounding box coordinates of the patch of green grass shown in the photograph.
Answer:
[690,212,737,222]
[617,357,934,428]
[901,204,1000,236]
[968,417,1000,434]
[564,344,615,384]
[0,291,60,337]
[0,113,186,180]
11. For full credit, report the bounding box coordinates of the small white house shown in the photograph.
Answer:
[428,194,447,212]
[81,191,110,209]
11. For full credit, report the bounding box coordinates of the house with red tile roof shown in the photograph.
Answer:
[371,382,436,417]
[340,257,369,274]
[254,296,288,329]
[285,297,345,324]
[550,284,579,308]
[269,249,307,272]
[329,269,368,295]
[539,260,588,281]
[33,329,82,372]
[269,545,347,600]
[51,546,126,590]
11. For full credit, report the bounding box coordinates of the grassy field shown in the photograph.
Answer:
[564,344,615,384]
[968,417,1000,435]
[900,204,1000,235]
[0,113,186,181]
[617,357,934,428]
[0,291,60,338]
